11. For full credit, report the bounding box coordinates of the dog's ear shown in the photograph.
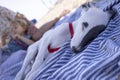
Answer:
[81,2,96,12]
[81,2,89,11]
[82,2,96,8]
[88,2,96,7]
[82,2,90,8]
[104,10,116,19]
[81,3,87,8]
[106,10,116,15]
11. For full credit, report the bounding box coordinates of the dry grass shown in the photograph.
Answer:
[35,0,98,28]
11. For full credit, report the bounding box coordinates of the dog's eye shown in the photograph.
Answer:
[82,22,89,31]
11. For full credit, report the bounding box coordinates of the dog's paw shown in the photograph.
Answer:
[24,71,32,80]
[15,71,24,80]
[25,72,37,80]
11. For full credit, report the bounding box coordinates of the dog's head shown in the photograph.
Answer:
[70,2,114,53]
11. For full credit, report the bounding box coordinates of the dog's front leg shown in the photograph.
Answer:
[25,38,49,80]
[25,52,47,80]
[15,41,40,80]
[26,52,55,80]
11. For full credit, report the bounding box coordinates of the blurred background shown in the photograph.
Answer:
[0,0,62,21]
[0,0,95,28]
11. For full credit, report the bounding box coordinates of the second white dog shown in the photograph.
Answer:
[15,2,113,80]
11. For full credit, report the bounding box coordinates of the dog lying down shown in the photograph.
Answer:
[15,2,114,80]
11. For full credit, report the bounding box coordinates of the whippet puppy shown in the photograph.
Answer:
[15,2,113,80]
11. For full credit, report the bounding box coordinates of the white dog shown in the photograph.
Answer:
[15,2,113,80]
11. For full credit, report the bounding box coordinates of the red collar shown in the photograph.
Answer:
[48,22,74,53]
[69,22,74,38]
[48,44,60,53]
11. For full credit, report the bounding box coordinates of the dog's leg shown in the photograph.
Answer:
[25,24,70,80]
[25,38,49,80]
[15,41,40,80]
[26,53,54,80]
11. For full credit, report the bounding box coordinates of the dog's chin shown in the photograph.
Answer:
[71,45,87,53]
[71,46,82,53]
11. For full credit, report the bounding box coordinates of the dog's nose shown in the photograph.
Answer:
[72,46,79,53]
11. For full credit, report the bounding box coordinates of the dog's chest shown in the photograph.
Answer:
[50,23,74,48]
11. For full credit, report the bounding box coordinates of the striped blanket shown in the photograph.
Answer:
[1,0,120,80]
[34,0,120,80]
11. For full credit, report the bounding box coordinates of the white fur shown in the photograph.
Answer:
[15,4,112,80]
[71,6,112,51]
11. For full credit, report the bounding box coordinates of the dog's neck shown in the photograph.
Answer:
[71,20,79,32]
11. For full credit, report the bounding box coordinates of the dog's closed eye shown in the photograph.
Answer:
[82,22,89,31]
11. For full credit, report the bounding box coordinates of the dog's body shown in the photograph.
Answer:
[15,3,113,80]
[16,22,75,80]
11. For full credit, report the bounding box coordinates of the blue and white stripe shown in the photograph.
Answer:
[34,0,120,80]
